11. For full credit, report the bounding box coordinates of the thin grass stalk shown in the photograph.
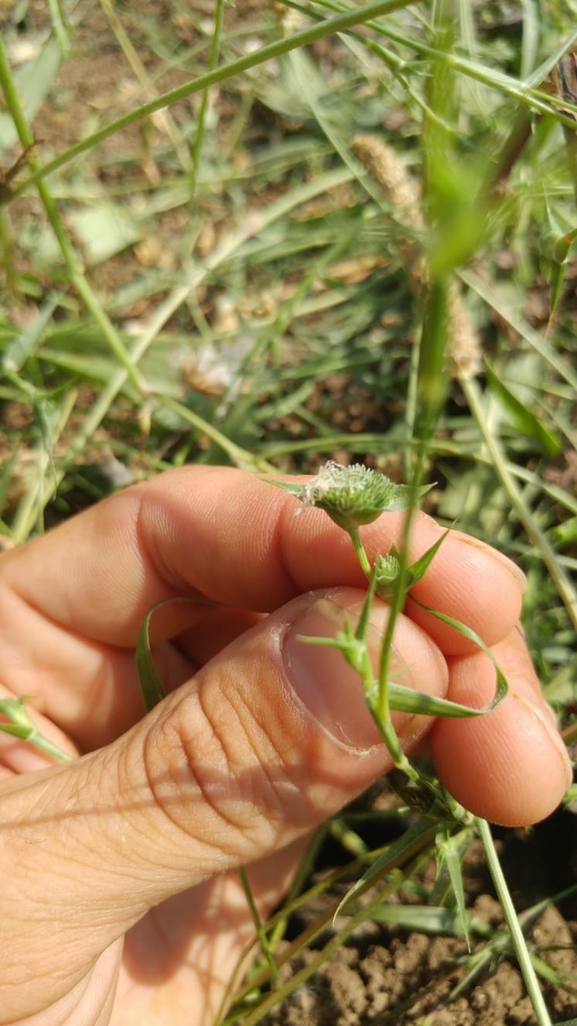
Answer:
[476,817,553,1026]
[282,0,424,97]
[160,396,273,470]
[46,0,71,56]
[364,17,577,126]
[461,268,577,392]
[98,0,192,171]
[190,0,225,195]
[223,819,439,1020]
[0,208,17,294]
[267,827,329,948]
[238,868,280,990]
[8,7,577,207]
[373,0,454,762]
[9,448,52,540]
[462,376,577,634]
[9,385,78,542]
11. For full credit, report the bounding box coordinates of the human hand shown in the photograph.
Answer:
[0,467,570,1026]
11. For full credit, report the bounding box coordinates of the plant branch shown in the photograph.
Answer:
[477,817,552,1026]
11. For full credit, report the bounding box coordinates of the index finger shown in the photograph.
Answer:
[0,465,525,654]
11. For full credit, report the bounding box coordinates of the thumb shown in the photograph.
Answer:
[1,587,446,1003]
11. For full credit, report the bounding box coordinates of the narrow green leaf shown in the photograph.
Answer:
[373,481,433,513]
[476,816,553,1025]
[70,203,141,265]
[136,596,218,712]
[135,599,171,712]
[438,827,470,947]
[0,722,32,740]
[402,529,451,586]
[387,679,507,718]
[485,363,562,457]
[369,902,476,938]
[334,817,436,918]
[0,38,63,149]
[2,293,60,373]
[409,599,510,712]
[549,515,577,549]
[547,216,577,317]
[0,695,34,729]
[549,257,569,319]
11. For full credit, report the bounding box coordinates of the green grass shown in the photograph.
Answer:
[1,0,576,1022]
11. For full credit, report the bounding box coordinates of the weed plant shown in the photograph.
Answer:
[0,1,576,1023]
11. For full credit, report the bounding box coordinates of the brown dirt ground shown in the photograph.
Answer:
[262,806,577,1026]
[2,2,577,1023]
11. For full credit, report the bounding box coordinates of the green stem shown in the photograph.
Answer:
[239,868,279,989]
[372,537,417,779]
[234,841,433,1026]
[190,0,225,194]
[348,528,373,580]
[476,817,552,1026]
[46,0,71,56]
[372,712,417,778]
[0,723,72,761]
[12,168,351,536]
[342,525,417,777]
[0,207,17,294]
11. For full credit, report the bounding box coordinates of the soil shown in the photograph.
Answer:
[2,2,577,1023]
[262,806,577,1026]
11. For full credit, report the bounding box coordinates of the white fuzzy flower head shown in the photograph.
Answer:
[287,461,429,532]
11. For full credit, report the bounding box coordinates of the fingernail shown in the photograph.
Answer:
[453,533,527,593]
[516,690,573,790]
[283,594,409,752]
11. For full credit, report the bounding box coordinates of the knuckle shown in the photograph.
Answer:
[141,684,296,866]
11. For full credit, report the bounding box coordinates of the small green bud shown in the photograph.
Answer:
[373,550,403,599]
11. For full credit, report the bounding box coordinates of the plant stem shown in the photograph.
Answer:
[0,207,17,294]
[476,817,552,1026]
[239,868,279,989]
[190,0,225,194]
[99,0,191,171]
[47,0,71,55]
[349,528,373,580]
